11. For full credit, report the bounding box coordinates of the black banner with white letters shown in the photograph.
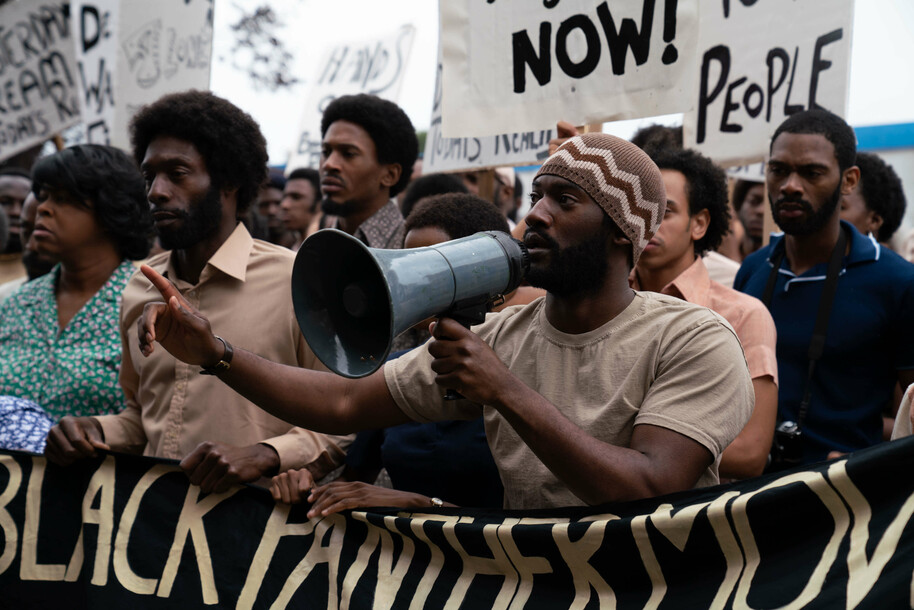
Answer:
[0,438,911,609]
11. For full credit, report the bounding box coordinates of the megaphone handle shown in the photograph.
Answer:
[440,304,490,401]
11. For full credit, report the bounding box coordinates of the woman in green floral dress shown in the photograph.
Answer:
[0,145,154,421]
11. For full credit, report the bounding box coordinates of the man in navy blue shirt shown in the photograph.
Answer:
[735,109,914,466]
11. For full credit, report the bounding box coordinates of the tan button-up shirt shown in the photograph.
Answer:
[96,223,348,475]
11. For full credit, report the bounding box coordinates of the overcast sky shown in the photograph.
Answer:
[209,0,914,165]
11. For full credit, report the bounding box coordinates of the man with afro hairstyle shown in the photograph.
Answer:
[840,151,907,245]
[319,94,418,249]
[47,90,349,493]
[632,148,778,479]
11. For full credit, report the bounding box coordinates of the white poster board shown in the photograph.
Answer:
[439,0,698,138]
[424,61,553,173]
[71,0,119,145]
[683,0,854,167]
[285,24,415,172]
[0,1,82,162]
[112,0,214,150]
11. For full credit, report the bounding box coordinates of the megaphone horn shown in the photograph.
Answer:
[291,229,529,378]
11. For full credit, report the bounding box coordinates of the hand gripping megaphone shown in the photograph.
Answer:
[291,229,529,378]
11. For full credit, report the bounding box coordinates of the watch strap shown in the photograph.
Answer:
[199,335,233,375]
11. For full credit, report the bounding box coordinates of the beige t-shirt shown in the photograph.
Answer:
[385,292,754,509]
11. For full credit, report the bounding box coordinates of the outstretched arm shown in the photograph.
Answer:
[137,264,410,436]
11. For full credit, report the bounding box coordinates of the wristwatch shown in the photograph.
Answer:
[199,336,233,375]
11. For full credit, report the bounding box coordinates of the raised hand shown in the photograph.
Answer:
[548,120,581,155]
[137,264,223,366]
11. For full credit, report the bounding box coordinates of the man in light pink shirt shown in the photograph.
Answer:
[632,147,778,479]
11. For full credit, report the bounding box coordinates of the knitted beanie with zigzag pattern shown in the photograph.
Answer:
[535,133,666,265]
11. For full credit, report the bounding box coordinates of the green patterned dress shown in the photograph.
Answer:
[0,261,135,420]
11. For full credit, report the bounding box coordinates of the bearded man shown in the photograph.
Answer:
[134,134,753,511]
[735,109,914,465]
[46,91,349,492]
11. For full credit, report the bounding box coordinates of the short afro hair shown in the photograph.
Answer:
[855,152,907,242]
[649,147,730,255]
[771,108,857,173]
[404,193,509,243]
[320,94,418,197]
[31,145,153,260]
[731,178,764,212]
[631,124,683,154]
[400,173,468,219]
[287,167,321,212]
[129,90,268,216]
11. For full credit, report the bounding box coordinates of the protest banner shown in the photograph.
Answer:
[69,0,119,146]
[111,0,213,151]
[438,0,698,138]
[0,438,911,608]
[0,1,82,163]
[285,24,415,173]
[683,0,854,167]
[424,60,553,174]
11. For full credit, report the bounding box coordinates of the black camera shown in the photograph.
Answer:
[768,420,804,471]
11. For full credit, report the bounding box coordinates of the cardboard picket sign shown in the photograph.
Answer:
[439,0,698,138]
[424,60,553,174]
[0,1,83,162]
[683,0,854,167]
[111,0,214,151]
[285,24,415,172]
[71,0,119,146]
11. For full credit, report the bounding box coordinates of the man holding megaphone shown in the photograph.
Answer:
[136,134,753,511]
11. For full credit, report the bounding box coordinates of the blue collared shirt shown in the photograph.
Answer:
[735,221,914,463]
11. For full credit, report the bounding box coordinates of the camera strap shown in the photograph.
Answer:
[761,225,847,429]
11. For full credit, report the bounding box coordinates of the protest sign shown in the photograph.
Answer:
[111,0,213,151]
[0,1,82,162]
[726,162,765,182]
[70,0,119,146]
[424,61,553,173]
[285,24,415,172]
[439,0,698,138]
[683,0,854,167]
[1,438,912,608]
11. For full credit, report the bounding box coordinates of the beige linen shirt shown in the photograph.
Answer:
[96,223,347,475]
[632,256,778,384]
[0,253,25,285]
[385,292,754,509]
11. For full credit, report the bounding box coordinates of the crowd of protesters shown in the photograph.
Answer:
[0,88,912,514]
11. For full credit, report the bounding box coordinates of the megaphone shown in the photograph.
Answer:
[291,229,529,378]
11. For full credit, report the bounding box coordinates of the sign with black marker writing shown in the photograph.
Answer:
[439,0,698,138]
[70,0,119,146]
[285,24,415,172]
[424,60,553,173]
[112,0,214,150]
[0,1,82,162]
[683,0,854,166]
